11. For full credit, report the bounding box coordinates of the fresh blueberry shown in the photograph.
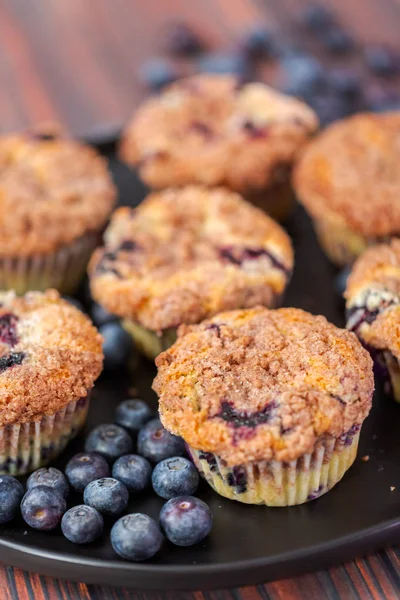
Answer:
[111,513,163,561]
[159,496,213,547]
[137,418,185,464]
[196,52,251,80]
[21,486,66,531]
[164,22,204,55]
[63,296,85,312]
[139,59,180,92]
[85,424,133,463]
[152,457,199,500]
[91,303,118,327]
[309,90,350,125]
[0,476,24,524]
[335,266,352,297]
[328,69,362,99]
[100,322,134,370]
[27,468,69,499]
[363,83,400,112]
[364,45,400,77]
[241,26,276,60]
[299,4,335,32]
[282,54,326,97]
[115,399,153,433]
[320,28,354,55]
[61,505,104,544]
[65,452,111,492]
[112,455,152,493]
[84,477,129,517]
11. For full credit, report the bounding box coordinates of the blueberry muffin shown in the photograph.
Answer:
[120,75,318,221]
[345,239,400,402]
[294,112,400,266]
[88,186,293,360]
[0,125,116,294]
[153,307,373,506]
[0,290,103,475]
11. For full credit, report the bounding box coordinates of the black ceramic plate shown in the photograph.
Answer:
[0,137,399,591]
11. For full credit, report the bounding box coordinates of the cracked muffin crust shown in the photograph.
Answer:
[294,112,400,265]
[89,186,293,335]
[0,126,116,256]
[154,306,373,467]
[345,239,400,400]
[120,75,318,219]
[0,289,103,426]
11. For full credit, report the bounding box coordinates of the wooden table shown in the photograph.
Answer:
[0,0,399,597]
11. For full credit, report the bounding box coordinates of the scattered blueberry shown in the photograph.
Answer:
[363,83,400,112]
[320,27,354,55]
[364,45,400,77]
[241,26,276,60]
[139,59,180,92]
[299,4,335,32]
[111,513,163,561]
[159,496,213,547]
[137,418,185,464]
[112,455,152,493]
[196,52,251,80]
[335,266,352,297]
[164,22,204,55]
[84,478,129,517]
[115,399,153,433]
[0,476,24,524]
[282,54,326,97]
[91,303,118,327]
[328,69,362,99]
[152,457,199,500]
[308,90,350,125]
[61,505,104,544]
[21,486,66,531]
[100,322,134,370]
[85,424,133,463]
[63,296,85,312]
[65,452,111,492]
[27,468,69,500]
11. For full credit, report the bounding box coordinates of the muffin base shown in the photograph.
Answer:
[189,431,360,506]
[0,395,90,476]
[313,218,368,267]
[122,320,177,361]
[244,177,295,223]
[0,232,100,295]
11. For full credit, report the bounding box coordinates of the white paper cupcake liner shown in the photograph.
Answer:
[122,320,177,360]
[0,232,100,295]
[0,394,90,476]
[189,429,360,506]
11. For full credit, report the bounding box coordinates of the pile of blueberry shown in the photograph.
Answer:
[0,399,213,562]
[139,4,400,124]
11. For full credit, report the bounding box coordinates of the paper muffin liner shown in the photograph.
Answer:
[313,218,368,267]
[0,394,90,476]
[0,231,100,295]
[188,429,360,506]
[122,320,177,361]
[243,174,295,223]
[372,349,400,403]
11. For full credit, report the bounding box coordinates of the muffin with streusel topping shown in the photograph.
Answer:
[88,186,293,360]
[0,289,103,475]
[120,75,318,221]
[153,307,374,506]
[294,112,400,266]
[0,125,116,294]
[345,239,400,402]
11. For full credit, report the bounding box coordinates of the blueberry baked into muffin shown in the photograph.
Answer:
[0,125,116,294]
[153,307,373,506]
[294,112,400,266]
[0,290,103,475]
[88,186,293,360]
[345,239,400,402]
[120,74,319,221]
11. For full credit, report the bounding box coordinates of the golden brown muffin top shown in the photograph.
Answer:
[294,112,400,238]
[89,186,293,331]
[0,290,103,426]
[120,75,318,192]
[345,239,400,360]
[154,307,373,465]
[0,126,116,256]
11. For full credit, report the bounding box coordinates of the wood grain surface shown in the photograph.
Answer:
[0,0,399,598]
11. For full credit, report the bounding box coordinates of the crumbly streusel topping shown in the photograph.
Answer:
[0,126,116,255]
[153,307,373,465]
[345,239,400,359]
[294,112,400,238]
[120,75,318,192]
[0,289,103,425]
[89,186,294,331]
